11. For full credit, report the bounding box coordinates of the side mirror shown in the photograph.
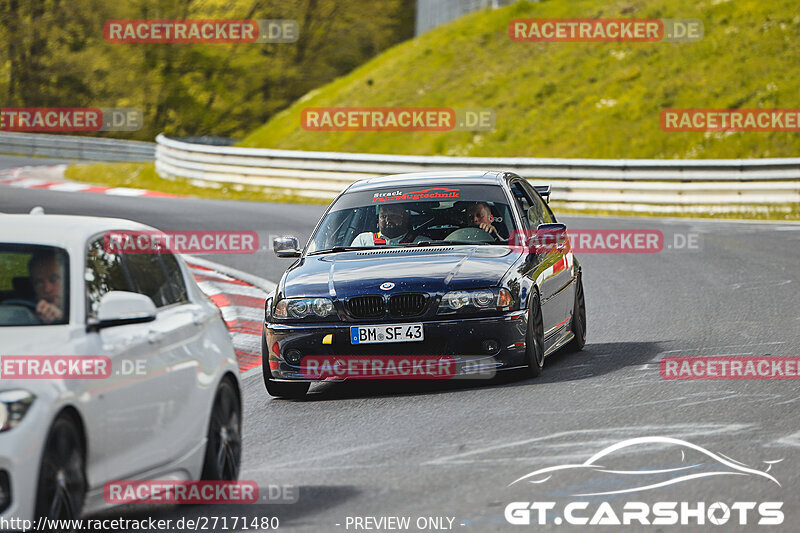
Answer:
[273,236,301,258]
[88,291,156,331]
[532,223,568,254]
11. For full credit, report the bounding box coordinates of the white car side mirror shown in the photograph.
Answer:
[89,291,157,331]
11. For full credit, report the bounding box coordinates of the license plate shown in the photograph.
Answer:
[350,323,424,344]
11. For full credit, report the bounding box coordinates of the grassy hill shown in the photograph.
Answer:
[239,0,800,159]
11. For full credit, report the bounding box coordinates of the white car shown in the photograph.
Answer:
[0,213,242,524]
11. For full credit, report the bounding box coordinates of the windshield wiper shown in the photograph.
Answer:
[410,240,489,246]
[308,246,372,255]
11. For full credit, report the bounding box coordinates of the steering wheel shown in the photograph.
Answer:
[444,227,496,243]
[0,298,38,310]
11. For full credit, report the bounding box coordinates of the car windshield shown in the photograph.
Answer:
[307,184,518,253]
[0,244,70,326]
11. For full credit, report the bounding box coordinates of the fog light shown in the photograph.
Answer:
[284,349,303,366]
[0,470,10,513]
[482,339,499,354]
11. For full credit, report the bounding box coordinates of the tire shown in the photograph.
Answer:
[34,415,86,530]
[566,274,586,352]
[525,291,545,378]
[201,378,242,481]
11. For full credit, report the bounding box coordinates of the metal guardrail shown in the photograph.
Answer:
[0,132,154,161]
[155,134,800,210]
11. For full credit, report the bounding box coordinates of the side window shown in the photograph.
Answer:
[159,253,189,306]
[510,182,534,228]
[85,238,133,319]
[124,254,173,308]
[521,181,553,226]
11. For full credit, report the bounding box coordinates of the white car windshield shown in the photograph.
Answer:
[0,244,69,326]
[307,184,518,254]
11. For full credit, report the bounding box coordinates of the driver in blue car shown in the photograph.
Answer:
[29,250,65,324]
[351,203,431,246]
[467,201,501,239]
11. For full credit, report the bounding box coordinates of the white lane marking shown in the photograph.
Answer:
[46,182,94,192]
[730,280,792,290]
[774,431,800,447]
[423,424,754,466]
[7,178,47,188]
[244,441,393,473]
[104,187,147,196]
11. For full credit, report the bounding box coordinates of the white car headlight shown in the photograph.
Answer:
[0,390,35,432]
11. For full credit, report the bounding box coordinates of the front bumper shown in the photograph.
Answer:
[0,401,49,524]
[264,311,529,381]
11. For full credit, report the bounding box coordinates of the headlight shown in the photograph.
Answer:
[264,297,273,320]
[274,297,336,319]
[438,288,513,314]
[0,390,35,432]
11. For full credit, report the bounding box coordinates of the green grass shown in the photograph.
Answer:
[240,0,800,160]
[64,163,330,205]
[63,0,800,220]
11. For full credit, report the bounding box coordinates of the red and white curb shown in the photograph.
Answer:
[183,256,275,374]
[0,165,178,198]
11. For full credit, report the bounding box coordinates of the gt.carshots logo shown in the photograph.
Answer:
[504,437,784,526]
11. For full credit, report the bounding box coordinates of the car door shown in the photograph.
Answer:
[82,235,208,482]
[124,251,213,470]
[80,235,158,484]
[508,180,568,345]
[520,180,575,339]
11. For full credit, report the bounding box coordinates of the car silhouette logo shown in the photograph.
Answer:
[509,436,782,496]
[380,282,395,290]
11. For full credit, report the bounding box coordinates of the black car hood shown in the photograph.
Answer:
[282,246,520,298]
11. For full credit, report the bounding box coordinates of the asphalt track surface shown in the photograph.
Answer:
[2,155,800,531]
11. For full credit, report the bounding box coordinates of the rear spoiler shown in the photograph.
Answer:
[534,185,551,203]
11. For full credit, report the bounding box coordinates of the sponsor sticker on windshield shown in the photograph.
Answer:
[372,188,460,202]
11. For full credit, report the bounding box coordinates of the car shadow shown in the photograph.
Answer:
[281,341,665,402]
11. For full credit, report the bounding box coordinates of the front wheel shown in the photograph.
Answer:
[35,415,86,531]
[566,274,586,352]
[524,291,545,378]
[201,378,242,480]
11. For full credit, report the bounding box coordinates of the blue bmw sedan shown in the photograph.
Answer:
[261,171,586,398]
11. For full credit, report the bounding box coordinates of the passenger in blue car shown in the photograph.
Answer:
[351,203,431,246]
